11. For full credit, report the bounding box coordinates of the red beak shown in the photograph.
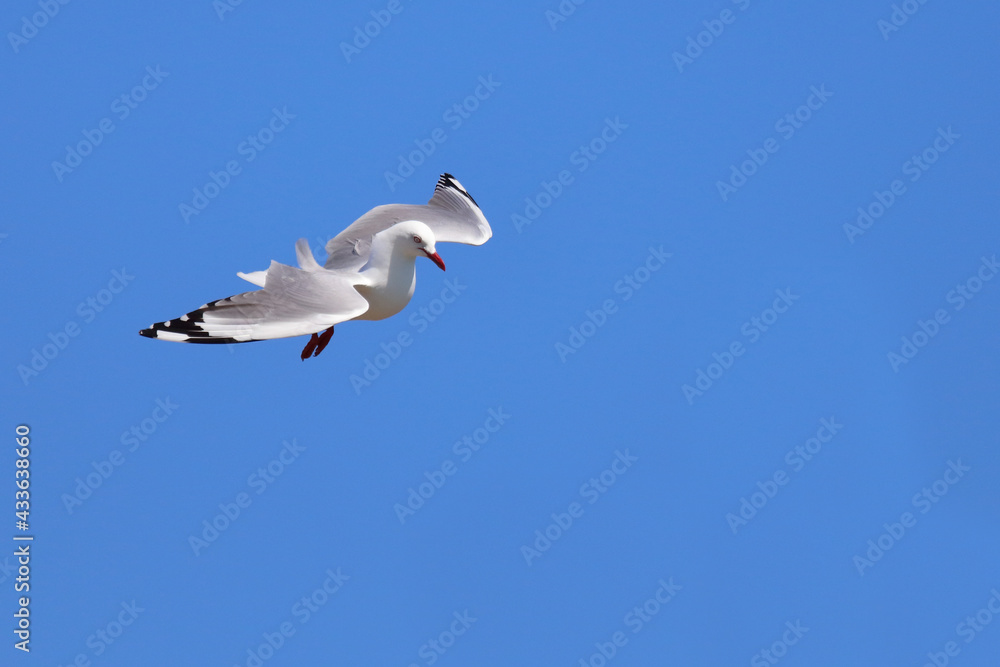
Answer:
[423,249,446,271]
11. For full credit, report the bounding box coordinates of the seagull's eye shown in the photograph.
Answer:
[413,235,422,244]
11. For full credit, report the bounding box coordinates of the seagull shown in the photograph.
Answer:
[139,174,491,360]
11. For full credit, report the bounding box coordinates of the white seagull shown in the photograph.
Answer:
[140,174,491,360]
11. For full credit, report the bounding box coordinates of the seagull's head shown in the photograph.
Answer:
[395,220,445,271]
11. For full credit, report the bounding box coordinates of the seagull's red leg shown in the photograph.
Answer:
[312,327,335,357]
[300,333,320,361]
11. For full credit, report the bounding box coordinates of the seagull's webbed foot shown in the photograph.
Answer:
[313,327,335,357]
[300,333,319,361]
[300,327,335,361]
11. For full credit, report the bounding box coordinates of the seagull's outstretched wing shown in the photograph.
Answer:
[324,173,492,271]
[139,258,369,344]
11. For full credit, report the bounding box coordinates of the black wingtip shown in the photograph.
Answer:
[435,173,479,207]
[139,329,155,339]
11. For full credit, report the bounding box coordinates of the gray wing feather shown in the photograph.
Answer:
[141,261,370,343]
[324,174,491,270]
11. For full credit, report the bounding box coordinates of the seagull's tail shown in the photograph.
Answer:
[237,239,319,287]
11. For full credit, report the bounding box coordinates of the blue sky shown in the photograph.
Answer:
[3,0,1000,665]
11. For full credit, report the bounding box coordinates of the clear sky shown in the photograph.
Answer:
[3,1,1000,665]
